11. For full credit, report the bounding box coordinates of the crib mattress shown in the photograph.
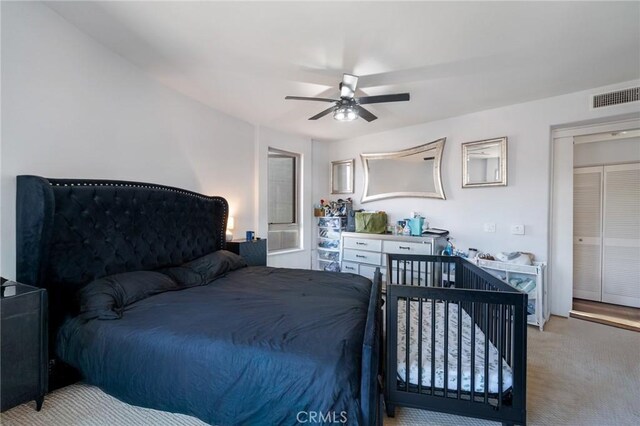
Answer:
[397,300,513,394]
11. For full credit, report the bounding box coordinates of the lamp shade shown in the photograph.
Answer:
[226,216,234,241]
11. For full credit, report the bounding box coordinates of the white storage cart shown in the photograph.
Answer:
[316,216,346,272]
[476,259,548,330]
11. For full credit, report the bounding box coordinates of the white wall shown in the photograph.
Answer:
[319,80,640,316]
[574,137,640,167]
[256,126,314,269]
[0,2,256,278]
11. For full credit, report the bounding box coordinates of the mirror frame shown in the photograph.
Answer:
[461,136,508,188]
[331,158,355,194]
[361,137,446,202]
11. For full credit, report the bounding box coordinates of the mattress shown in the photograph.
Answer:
[396,300,513,394]
[57,267,373,426]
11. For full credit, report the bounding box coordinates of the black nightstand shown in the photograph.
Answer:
[1,281,48,412]
[226,239,267,266]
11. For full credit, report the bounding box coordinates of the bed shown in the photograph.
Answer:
[385,254,527,426]
[15,176,383,426]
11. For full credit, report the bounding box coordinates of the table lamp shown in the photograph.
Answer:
[226,216,234,241]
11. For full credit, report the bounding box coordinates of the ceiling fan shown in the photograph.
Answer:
[285,73,410,122]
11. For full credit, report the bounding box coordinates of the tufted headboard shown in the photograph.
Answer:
[16,176,228,350]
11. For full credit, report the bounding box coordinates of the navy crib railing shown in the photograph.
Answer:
[385,254,527,426]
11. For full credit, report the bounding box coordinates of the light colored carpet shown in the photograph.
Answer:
[2,317,639,425]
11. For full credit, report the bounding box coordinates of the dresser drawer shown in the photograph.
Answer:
[343,249,382,265]
[318,249,340,262]
[319,260,340,272]
[359,264,386,283]
[343,237,383,252]
[318,217,344,228]
[318,237,340,250]
[341,261,359,274]
[383,240,432,255]
[318,227,341,240]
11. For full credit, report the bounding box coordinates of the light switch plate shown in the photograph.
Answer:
[484,223,496,233]
[511,224,525,235]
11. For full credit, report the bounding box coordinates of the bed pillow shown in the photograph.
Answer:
[159,250,248,287]
[156,265,204,288]
[78,271,178,320]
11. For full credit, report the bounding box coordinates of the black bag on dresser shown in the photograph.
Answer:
[346,207,364,232]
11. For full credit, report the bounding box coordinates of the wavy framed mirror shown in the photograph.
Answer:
[361,137,446,202]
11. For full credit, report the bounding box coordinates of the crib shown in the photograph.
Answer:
[385,254,527,426]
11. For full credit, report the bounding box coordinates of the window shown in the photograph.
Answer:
[268,148,300,252]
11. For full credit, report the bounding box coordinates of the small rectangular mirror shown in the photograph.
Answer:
[462,137,508,188]
[331,159,354,194]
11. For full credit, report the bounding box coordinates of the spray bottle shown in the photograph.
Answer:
[442,238,455,256]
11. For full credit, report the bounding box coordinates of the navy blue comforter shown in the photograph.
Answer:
[57,267,373,425]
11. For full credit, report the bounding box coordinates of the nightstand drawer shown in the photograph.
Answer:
[343,249,382,265]
[383,240,432,255]
[343,237,383,251]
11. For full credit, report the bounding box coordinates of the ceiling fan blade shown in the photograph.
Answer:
[285,96,338,103]
[356,93,410,105]
[355,106,377,122]
[340,74,359,98]
[308,106,336,120]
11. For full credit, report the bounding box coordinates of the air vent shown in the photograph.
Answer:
[592,87,639,109]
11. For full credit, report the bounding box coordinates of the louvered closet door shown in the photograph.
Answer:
[573,167,603,301]
[602,163,640,308]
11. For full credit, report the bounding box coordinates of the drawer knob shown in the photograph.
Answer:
[356,242,367,246]
[345,266,355,270]
[399,246,411,250]
[356,255,366,258]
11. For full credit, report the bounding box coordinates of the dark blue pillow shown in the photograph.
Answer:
[78,271,178,320]
[159,250,247,287]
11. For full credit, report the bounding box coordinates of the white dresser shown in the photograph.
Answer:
[340,232,447,284]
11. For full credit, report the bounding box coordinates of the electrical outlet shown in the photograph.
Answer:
[484,223,496,233]
[511,224,525,235]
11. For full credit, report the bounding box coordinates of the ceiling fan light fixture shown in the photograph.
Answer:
[334,106,358,122]
[286,74,408,122]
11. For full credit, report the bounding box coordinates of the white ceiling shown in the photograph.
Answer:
[48,1,640,141]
